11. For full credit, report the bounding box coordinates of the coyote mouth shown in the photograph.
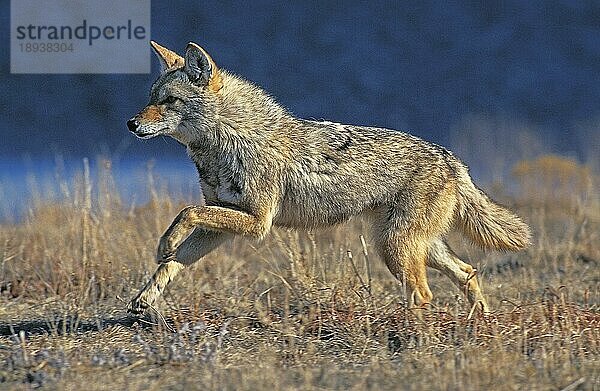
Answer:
[132,130,159,139]
[132,127,172,139]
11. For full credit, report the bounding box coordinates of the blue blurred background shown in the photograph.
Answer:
[0,1,599,217]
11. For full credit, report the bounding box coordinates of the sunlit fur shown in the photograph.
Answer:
[128,42,531,315]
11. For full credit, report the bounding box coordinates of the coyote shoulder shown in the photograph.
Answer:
[127,41,531,314]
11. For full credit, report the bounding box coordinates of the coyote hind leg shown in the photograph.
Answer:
[426,238,489,313]
[128,228,230,315]
[373,181,459,308]
[375,228,433,308]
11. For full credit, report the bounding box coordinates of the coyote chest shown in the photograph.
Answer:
[193,155,244,206]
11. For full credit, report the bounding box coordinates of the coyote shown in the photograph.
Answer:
[126,41,531,315]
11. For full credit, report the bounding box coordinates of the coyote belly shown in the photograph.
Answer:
[126,41,531,316]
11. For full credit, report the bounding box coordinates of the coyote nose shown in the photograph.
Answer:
[127,118,140,132]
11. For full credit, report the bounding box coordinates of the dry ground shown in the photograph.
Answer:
[0,155,598,390]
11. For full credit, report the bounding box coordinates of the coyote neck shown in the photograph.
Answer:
[214,72,295,141]
[186,73,300,171]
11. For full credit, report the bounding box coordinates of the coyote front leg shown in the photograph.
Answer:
[156,205,272,261]
[128,228,230,314]
[129,205,270,314]
[129,228,231,314]
[128,261,185,314]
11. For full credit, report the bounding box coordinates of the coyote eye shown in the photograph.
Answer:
[161,96,180,105]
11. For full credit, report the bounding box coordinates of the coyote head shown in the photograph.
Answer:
[127,41,223,144]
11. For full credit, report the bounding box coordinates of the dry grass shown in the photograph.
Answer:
[0,155,598,390]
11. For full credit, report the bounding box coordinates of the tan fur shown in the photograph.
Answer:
[455,170,532,251]
[155,205,273,262]
[138,105,164,123]
[126,41,532,315]
[150,40,184,70]
[129,261,185,310]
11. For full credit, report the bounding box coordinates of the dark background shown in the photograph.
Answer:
[1,1,599,170]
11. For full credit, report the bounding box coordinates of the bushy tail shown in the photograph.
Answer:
[455,171,531,251]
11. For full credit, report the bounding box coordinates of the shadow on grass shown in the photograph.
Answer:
[0,315,140,337]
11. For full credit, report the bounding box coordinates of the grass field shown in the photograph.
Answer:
[0,155,598,390]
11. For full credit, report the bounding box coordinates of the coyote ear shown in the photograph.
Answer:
[184,42,223,92]
[150,40,184,72]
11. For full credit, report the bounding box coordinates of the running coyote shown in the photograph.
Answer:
[126,41,531,315]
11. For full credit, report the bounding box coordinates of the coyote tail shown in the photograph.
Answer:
[455,171,532,251]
